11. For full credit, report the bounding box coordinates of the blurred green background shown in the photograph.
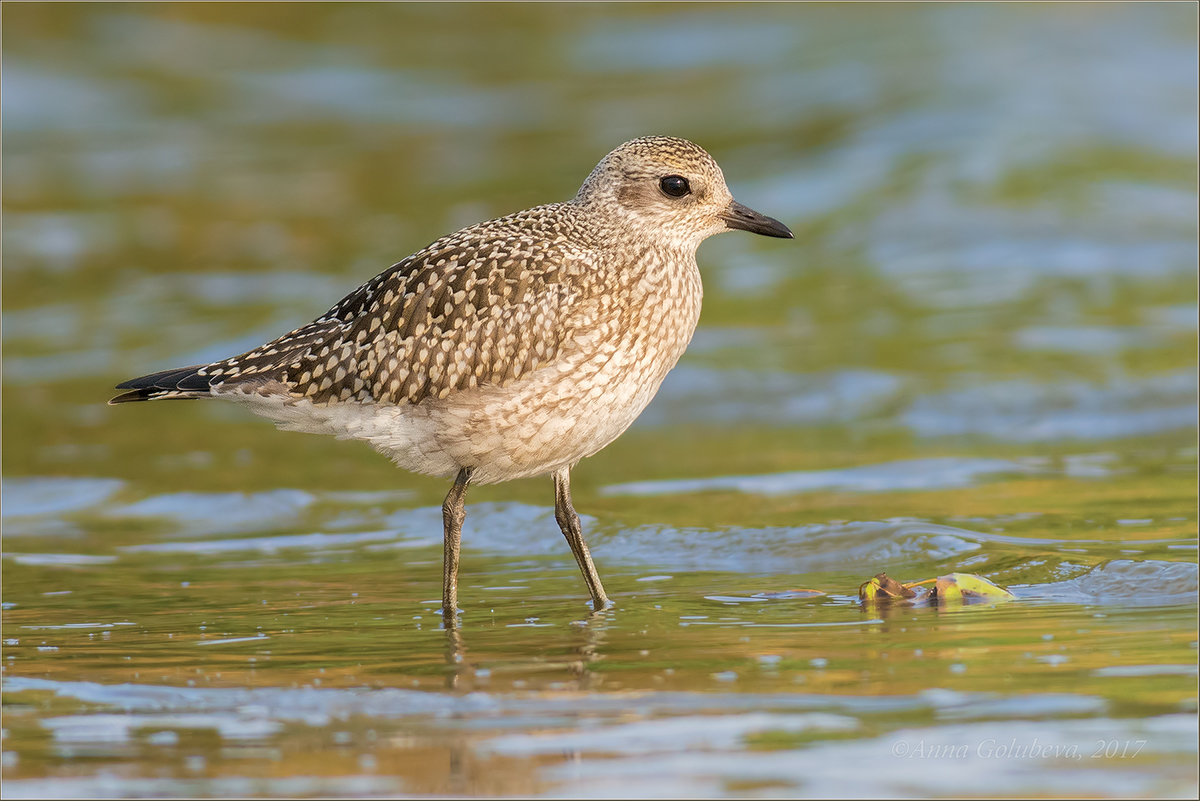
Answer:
[3,2,1197,797]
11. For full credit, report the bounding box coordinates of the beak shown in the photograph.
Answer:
[722,200,794,239]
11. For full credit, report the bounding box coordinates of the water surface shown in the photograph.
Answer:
[3,3,1197,797]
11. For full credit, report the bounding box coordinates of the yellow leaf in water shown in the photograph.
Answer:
[931,572,1014,604]
[857,572,1013,607]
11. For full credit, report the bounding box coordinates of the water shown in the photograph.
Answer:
[3,3,1197,797]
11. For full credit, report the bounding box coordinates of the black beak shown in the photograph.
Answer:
[722,200,793,239]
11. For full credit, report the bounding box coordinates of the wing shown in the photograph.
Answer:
[179,210,585,406]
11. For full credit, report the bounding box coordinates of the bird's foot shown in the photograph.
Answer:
[588,595,615,612]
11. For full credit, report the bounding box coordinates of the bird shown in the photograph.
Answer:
[110,136,793,622]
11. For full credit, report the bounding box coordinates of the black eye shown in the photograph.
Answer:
[659,175,690,198]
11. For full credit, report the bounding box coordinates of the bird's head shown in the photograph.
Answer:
[574,136,793,248]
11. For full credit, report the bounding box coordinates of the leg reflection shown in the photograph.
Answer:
[443,623,470,691]
[441,603,615,692]
[567,608,612,690]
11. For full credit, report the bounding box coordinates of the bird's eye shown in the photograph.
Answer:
[659,175,691,198]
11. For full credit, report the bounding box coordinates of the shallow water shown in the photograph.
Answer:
[3,3,1198,797]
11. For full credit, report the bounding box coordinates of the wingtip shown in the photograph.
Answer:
[108,390,144,404]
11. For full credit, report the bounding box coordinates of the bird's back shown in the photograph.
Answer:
[112,203,612,407]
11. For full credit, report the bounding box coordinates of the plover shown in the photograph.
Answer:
[111,136,793,620]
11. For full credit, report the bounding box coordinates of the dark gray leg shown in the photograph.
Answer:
[442,467,473,624]
[553,467,610,610]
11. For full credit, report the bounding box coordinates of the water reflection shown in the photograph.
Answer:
[443,625,468,691]
[3,1,1196,796]
[441,607,612,693]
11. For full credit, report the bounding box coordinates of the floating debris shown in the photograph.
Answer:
[859,572,1014,606]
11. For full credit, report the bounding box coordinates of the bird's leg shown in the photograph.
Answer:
[553,467,611,610]
[442,467,473,626]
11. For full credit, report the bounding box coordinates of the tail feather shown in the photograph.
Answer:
[109,365,213,404]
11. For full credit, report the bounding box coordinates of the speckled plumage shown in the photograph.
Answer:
[112,136,792,614]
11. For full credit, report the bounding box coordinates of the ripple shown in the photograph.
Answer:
[1021,559,1199,607]
[572,14,794,73]
[2,477,124,520]
[120,529,399,556]
[4,553,117,567]
[482,712,857,756]
[0,776,402,800]
[598,520,984,574]
[901,370,1197,441]
[1012,325,1162,354]
[603,456,1039,497]
[20,623,135,630]
[1094,664,1199,678]
[195,634,271,647]
[106,489,315,537]
[534,715,1197,798]
[639,367,903,428]
[1,68,143,136]
[43,712,283,743]
[0,675,1088,727]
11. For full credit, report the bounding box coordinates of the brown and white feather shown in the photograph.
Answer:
[112,136,769,484]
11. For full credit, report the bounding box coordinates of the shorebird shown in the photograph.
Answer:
[111,136,792,620]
